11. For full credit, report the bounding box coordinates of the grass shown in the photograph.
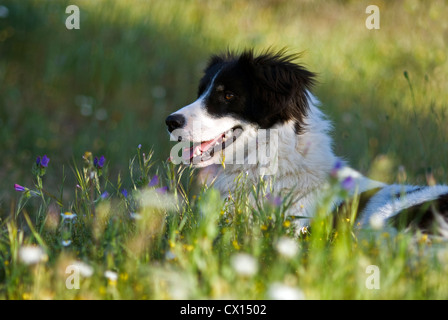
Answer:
[0,0,448,300]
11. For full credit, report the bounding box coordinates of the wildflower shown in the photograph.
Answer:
[104,270,118,285]
[231,253,258,277]
[148,175,159,187]
[138,144,142,149]
[33,155,50,177]
[40,155,50,168]
[120,272,129,281]
[266,193,282,207]
[155,186,168,194]
[94,155,105,169]
[267,283,305,300]
[61,212,77,221]
[22,293,31,300]
[18,245,47,265]
[100,191,109,199]
[14,184,26,192]
[331,159,344,178]
[72,261,94,278]
[341,176,355,191]
[121,189,128,198]
[61,240,72,247]
[275,237,299,258]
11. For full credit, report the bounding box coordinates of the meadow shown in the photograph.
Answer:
[0,0,447,300]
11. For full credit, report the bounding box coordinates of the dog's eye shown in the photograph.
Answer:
[225,92,235,101]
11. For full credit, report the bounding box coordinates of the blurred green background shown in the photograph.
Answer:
[1,0,447,215]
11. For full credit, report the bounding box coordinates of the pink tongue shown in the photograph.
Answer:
[182,134,223,160]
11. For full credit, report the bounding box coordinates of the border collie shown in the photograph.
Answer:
[166,49,448,236]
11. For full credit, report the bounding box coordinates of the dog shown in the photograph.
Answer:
[165,49,448,236]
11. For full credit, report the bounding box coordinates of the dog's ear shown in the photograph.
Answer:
[238,49,316,132]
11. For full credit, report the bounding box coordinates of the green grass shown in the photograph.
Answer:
[1,0,448,299]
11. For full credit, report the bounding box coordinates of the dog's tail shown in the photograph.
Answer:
[390,189,448,238]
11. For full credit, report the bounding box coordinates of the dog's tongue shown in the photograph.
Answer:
[182,134,223,160]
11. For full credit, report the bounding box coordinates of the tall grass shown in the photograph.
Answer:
[1,0,447,299]
[1,147,448,299]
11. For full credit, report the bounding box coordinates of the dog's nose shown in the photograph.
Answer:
[165,114,186,133]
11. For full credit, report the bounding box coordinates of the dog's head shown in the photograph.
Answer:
[166,49,316,167]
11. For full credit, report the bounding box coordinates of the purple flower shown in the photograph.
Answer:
[100,191,109,199]
[94,155,105,169]
[148,175,159,187]
[36,156,41,166]
[138,144,142,149]
[14,184,26,192]
[121,189,128,198]
[266,193,282,207]
[341,176,355,191]
[331,159,344,177]
[155,186,168,194]
[40,155,50,168]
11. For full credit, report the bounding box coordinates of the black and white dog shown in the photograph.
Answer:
[166,49,448,236]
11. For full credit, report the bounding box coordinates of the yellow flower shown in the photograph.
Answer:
[104,270,118,286]
[83,151,92,159]
[99,286,107,295]
[283,220,291,228]
[120,272,129,281]
[261,225,268,231]
[22,293,31,300]
[108,279,117,286]
[232,240,240,250]
[419,234,430,245]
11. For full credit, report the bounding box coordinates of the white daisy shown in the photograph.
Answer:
[230,253,258,277]
[72,261,94,278]
[61,239,72,247]
[267,283,305,300]
[18,245,47,265]
[275,237,299,258]
[61,212,77,221]
[104,270,118,281]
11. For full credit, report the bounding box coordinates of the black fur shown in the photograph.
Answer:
[198,49,316,133]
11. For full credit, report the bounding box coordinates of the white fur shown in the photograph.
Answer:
[357,184,448,228]
[171,90,448,232]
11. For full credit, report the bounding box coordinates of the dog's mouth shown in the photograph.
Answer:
[182,126,243,163]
